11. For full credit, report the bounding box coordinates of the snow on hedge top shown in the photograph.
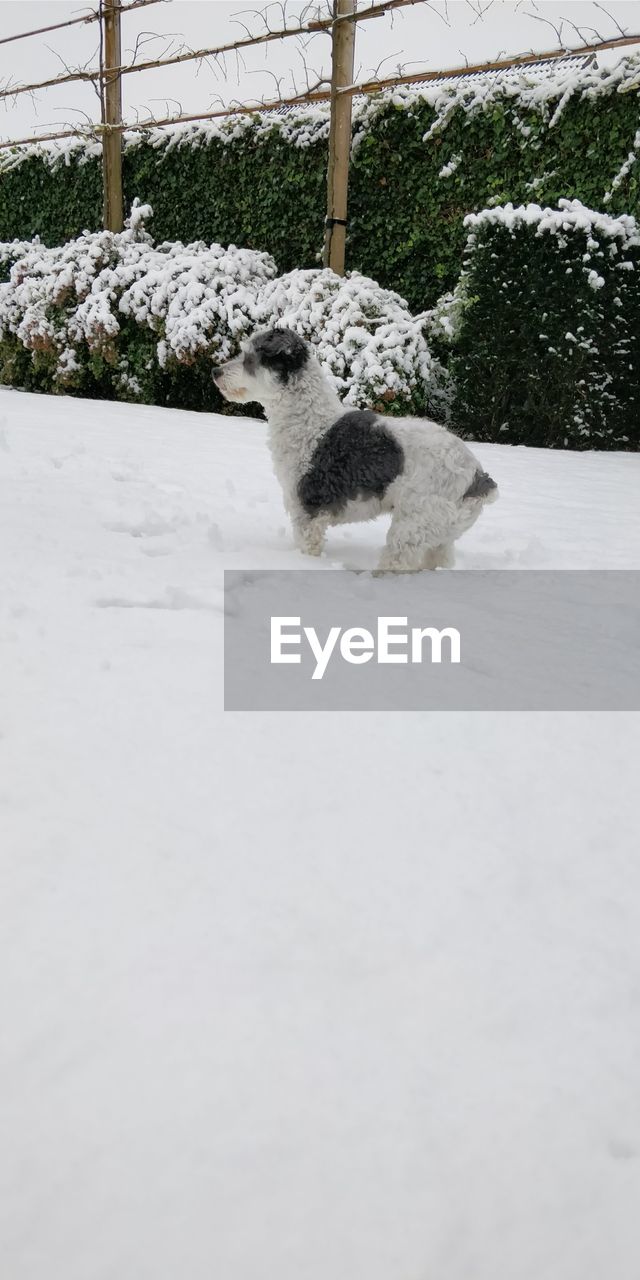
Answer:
[0,107,331,174]
[464,197,640,247]
[2,51,639,173]
[422,197,640,364]
[460,199,640,305]
[353,51,640,143]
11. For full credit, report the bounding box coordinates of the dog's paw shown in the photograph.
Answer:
[297,543,324,558]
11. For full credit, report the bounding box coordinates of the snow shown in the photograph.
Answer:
[1,386,640,1280]
[605,127,640,204]
[439,151,462,178]
[464,197,640,247]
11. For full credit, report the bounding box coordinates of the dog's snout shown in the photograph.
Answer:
[212,367,223,383]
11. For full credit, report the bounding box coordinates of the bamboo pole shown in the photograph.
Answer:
[101,0,123,232]
[323,0,356,274]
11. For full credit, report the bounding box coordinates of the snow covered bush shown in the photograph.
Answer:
[446,200,640,449]
[418,287,473,422]
[0,238,42,284]
[0,210,437,415]
[0,202,277,410]
[258,268,433,412]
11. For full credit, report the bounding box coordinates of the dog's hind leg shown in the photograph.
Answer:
[422,543,455,570]
[291,511,328,558]
[378,501,458,573]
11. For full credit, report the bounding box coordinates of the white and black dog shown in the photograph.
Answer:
[213,327,498,571]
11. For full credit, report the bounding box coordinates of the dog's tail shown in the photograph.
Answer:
[463,469,499,504]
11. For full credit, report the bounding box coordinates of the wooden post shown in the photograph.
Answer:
[323,0,355,274]
[101,0,123,232]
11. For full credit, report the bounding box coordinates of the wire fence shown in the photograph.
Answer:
[0,0,639,271]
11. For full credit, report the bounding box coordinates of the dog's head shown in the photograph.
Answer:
[213,327,310,406]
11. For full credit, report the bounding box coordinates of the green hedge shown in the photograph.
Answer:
[1,56,639,311]
[445,200,640,449]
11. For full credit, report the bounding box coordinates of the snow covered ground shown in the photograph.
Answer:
[1,385,640,1280]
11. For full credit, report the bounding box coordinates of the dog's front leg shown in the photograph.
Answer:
[291,511,328,558]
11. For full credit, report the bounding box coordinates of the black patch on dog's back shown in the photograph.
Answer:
[252,328,309,385]
[463,469,497,499]
[298,410,404,516]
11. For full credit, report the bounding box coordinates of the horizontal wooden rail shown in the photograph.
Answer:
[337,30,640,95]
[0,0,166,48]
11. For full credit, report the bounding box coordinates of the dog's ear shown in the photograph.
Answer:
[253,328,309,384]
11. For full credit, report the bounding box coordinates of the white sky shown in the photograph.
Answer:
[1,0,639,144]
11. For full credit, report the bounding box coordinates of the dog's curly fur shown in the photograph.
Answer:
[214,327,498,570]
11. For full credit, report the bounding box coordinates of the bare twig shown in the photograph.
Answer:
[422,1,451,28]
[128,29,183,66]
[558,17,602,48]
[525,3,566,49]
[593,1,629,40]
[466,0,495,26]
